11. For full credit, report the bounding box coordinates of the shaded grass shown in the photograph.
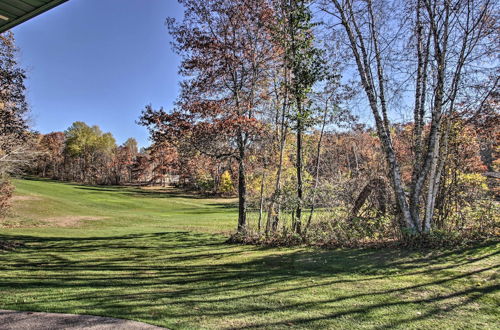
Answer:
[0,178,499,329]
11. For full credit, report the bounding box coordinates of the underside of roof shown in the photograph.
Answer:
[0,0,68,33]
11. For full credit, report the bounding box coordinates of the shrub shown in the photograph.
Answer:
[218,171,234,195]
[195,173,215,193]
[0,180,15,217]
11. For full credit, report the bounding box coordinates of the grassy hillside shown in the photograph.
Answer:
[0,178,498,329]
[3,178,237,234]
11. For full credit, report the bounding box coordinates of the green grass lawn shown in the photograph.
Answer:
[0,178,498,329]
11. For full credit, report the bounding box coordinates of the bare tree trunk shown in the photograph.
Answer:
[350,177,388,219]
[295,121,303,234]
[266,124,287,235]
[266,70,289,236]
[423,119,450,232]
[257,168,266,233]
[305,99,329,234]
[423,130,441,231]
[236,132,247,234]
[329,0,418,234]
[352,144,360,175]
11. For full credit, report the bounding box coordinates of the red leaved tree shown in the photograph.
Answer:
[140,0,278,233]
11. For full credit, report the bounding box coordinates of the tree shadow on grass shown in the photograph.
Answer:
[0,232,498,329]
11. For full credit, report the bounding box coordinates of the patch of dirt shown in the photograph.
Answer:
[11,195,42,201]
[0,310,166,329]
[140,186,174,191]
[41,216,109,227]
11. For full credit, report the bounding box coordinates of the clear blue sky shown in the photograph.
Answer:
[12,0,184,147]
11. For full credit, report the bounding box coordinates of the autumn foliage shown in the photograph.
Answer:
[3,0,499,247]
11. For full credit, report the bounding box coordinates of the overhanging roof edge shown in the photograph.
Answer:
[0,0,69,34]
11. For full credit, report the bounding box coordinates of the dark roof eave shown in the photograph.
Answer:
[0,0,69,34]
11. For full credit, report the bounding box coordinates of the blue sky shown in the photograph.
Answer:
[12,0,184,147]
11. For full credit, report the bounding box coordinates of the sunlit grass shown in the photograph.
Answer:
[0,178,498,329]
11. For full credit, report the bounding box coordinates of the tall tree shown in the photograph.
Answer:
[0,32,32,181]
[141,0,277,233]
[64,122,116,184]
[0,32,28,143]
[38,132,65,178]
[0,32,32,218]
[321,0,498,235]
[281,0,324,234]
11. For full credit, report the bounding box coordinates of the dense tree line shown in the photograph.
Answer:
[30,121,242,190]
[30,123,157,186]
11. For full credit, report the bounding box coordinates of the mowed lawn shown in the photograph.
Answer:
[0,178,498,329]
